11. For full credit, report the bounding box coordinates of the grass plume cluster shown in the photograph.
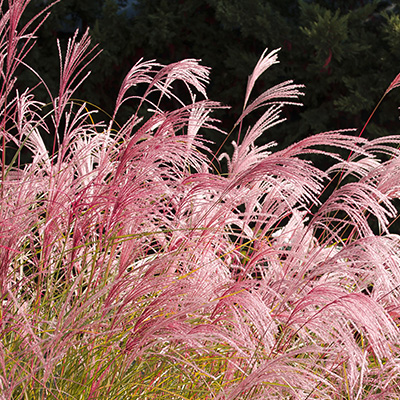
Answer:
[1,1,400,398]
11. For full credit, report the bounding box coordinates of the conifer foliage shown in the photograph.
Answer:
[1,1,400,398]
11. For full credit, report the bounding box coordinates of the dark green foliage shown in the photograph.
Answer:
[20,0,400,156]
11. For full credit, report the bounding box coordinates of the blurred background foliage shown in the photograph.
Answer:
[18,0,400,159]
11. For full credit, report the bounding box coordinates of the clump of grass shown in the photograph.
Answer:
[1,1,400,399]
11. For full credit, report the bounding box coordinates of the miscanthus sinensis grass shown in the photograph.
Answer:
[1,1,400,399]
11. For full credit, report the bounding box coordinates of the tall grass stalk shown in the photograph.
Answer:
[1,1,400,398]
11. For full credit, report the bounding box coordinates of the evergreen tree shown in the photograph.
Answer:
[20,0,400,157]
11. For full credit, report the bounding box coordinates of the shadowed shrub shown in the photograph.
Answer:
[1,1,400,399]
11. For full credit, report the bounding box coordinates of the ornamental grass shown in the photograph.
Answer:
[1,1,400,399]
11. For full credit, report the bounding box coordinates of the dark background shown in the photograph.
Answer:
[17,0,400,156]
